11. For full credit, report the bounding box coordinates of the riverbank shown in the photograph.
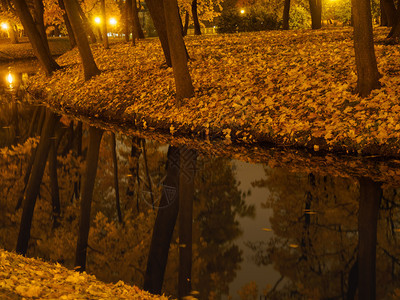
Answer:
[0,37,71,61]
[0,248,168,299]
[26,27,400,157]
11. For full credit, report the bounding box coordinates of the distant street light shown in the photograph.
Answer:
[6,71,13,89]
[109,18,117,26]
[94,16,101,24]
[1,22,8,30]
[240,9,245,14]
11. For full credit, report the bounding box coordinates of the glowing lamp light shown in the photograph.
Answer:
[109,18,117,26]
[240,9,245,14]
[1,22,9,30]
[6,72,13,89]
[94,17,101,24]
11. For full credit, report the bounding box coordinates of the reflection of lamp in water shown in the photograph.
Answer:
[7,72,13,88]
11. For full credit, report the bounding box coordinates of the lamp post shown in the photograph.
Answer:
[109,17,117,37]
[94,16,103,41]
[1,22,9,38]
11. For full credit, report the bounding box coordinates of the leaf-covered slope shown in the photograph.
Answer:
[0,249,169,299]
[28,27,400,156]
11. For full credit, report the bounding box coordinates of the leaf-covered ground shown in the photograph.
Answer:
[0,37,70,61]
[27,27,400,156]
[0,248,169,299]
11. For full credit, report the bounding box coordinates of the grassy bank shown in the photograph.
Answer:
[0,249,168,299]
[27,27,400,157]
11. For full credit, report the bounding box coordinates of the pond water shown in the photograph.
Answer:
[0,64,399,300]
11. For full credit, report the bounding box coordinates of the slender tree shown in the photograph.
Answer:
[12,0,60,75]
[57,0,76,48]
[16,110,60,255]
[308,0,322,29]
[357,177,381,300]
[63,0,100,80]
[111,132,122,223]
[163,0,194,103]
[351,0,380,96]
[75,126,104,271]
[178,147,197,298]
[191,0,201,35]
[100,0,109,49]
[144,146,180,294]
[282,0,291,30]
[132,0,144,40]
[145,0,171,66]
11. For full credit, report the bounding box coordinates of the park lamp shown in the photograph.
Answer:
[6,71,13,89]
[1,22,9,31]
[94,16,101,24]
[240,9,245,14]
[109,17,117,26]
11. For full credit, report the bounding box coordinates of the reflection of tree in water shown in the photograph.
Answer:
[0,115,254,298]
[190,158,255,299]
[247,167,400,299]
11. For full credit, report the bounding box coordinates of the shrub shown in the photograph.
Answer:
[216,6,281,33]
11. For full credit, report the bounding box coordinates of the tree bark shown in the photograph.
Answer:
[145,0,172,66]
[183,11,189,36]
[12,0,60,75]
[351,0,380,96]
[308,0,322,29]
[125,0,132,42]
[49,135,61,229]
[387,9,400,38]
[111,133,122,223]
[63,0,101,80]
[143,146,180,294]
[74,0,97,43]
[178,147,197,298]
[164,0,194,103]
[75,126,103,271]
[100,0,109,49]
[357,177,381,300]
[380,0,388,26]
[282,0,291,30]
[16,110,60,255]
[9,23,19,44]
[132,0,145,40]
[58,0,76,48]
[381,0,397,26]
[191,0,201,35]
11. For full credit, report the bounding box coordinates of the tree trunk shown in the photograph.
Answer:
[132,0,145,40]
[49,136,61,229]
[387,9,400,38]
[380,0,388,26]
[111,133,122,223]
[282,0,291,30]
[75,126,103,271]
[143,146,180,294]
[381,0,397,26]
[100,0,109,49]
[191,0,201,35]
[145,0,172,66]
[74,0,97,43]
[164,0,194,103]
[308,0,322,29]
[351,0,380,96]
[16,110,60,255]
[58,0,76,48]
[178,147,197,298]
[63,0,101,80]
[357,177,381,300]
[33,0,51,53]
[125,0,132,42]
[9,24,19,44]
[183,11,189,36]
[12,0,60,75]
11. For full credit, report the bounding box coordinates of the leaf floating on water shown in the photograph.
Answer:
[261,228,272,232]
[289,244,299,248]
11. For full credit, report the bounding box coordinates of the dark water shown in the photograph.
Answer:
[0,64,399,300]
